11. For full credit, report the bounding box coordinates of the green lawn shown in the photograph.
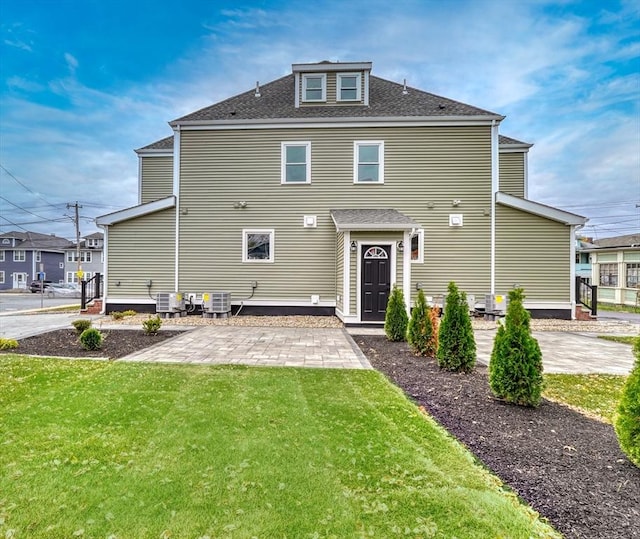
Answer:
[544,373,627,423]
[0,356,558,539]
[597,335,637,346]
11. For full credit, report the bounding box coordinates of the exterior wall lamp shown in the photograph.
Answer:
[397,240,404,252]
[350,241,357,252]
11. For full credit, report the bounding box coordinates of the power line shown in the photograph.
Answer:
[0,163,62,211]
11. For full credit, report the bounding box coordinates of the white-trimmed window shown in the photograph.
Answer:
[302,73,326,102]
[410,230,424,263]
[35,250,41,262]
[0,251,4,262]
[599,263,618,286]
[67,251,92,263]
[626,263,640,288]
[281,142,311,184]
[0,271,4,284]
[354,141,384,183]
[338,73,361,101]
[13,250,25,262]
[243,229,274,263]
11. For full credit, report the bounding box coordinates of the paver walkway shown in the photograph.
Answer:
[119,325,372,369]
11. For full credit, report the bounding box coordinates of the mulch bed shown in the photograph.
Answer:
[1,328,185,359]
[354,335,640,539]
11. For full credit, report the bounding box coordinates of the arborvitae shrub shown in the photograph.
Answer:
[143,315,162,336]
[407,289,437,356]
[72,319,92,333]
[384,285,408,342]
[79,328,103,351]
[615,337,640,468]
[436,281,476,372]
[489,288,543,407]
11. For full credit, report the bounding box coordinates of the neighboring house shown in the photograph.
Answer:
[575,237,598,282]
[0,231,73,290]
[586,233,640,306]
[63,231,104,284]
[97,60,586,322]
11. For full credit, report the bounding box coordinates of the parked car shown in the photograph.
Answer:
[29,280,52,293]
[46,283,81,298]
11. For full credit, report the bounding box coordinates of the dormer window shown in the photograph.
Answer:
[338,73,361,101]
[302,73,326,102]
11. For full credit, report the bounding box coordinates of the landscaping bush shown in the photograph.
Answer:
[384,285,408,342]
[79,328,103,351]
[0,338,19,350]
[436,281,476,372]
[615,336,640,468]
[111,311,125,320]
[122,309,137,317]
[489,288,543,407]
[407,289,438,356]
[143,315,162,336]
[71,319,92,333]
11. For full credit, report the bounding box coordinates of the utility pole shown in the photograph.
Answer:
[67,202,83,282]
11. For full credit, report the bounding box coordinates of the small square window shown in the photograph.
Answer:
[243,229,274,263]
[354,141,384,183]
[302,74,326,102]
[338,73,361,101]
[281,142,311,184]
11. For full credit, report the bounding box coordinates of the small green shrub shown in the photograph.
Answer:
[436,282,476,372]
[71,319,92,333]
[407,289,437,356]
[384,285,408,342]
[615,336,640,468]
[143,315,162,336]
[122,309,137,317]
[489,288,543,407]
[0,338,19,350]
[111,311,125,320]
[79,328,103,351]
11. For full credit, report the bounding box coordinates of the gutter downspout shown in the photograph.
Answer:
[173,126,181,292]
[98,224,108,314]
[570,224,582,320]
[490,119,499,294]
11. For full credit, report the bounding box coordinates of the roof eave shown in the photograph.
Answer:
[96,196,176,227]
[496,192,587,226]
[170,114,505,129]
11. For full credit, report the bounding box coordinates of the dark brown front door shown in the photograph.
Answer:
[361,245,391,321]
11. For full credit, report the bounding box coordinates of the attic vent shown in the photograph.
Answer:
[255,81,261,97]
[402,79,408,95]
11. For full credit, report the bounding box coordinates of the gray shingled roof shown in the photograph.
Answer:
[171,74,501,124]
[330,209,420,231]
[0,230,74,250]
[499,134,532,146]
[593,233,640,249]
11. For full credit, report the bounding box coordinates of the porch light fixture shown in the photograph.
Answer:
[397,240,404,252]
[350,241,357,252]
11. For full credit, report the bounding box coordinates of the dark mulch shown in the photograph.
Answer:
[1,328,185,359]
[354,335,640,539]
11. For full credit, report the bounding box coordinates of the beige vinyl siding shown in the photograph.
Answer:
[178,125,492,303]
[336,232,344,312]
[499,152,525,197]
[141,156,173,203]
[495,205,570,301]
[299,71,364,106]
[106,208,175,297]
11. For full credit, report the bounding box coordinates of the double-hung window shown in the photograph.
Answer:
[626,263,640,288]
[13,250,25,262]
[302,74,326,102]
[599,263,618,286]
[354,141,384,183]
[338,73,361,101]
[243,229,274,263]
[281,142,311,184]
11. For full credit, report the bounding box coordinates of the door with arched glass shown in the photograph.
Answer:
[361,245,390,321]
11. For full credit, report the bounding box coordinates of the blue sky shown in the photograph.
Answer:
[1,0,638,240]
